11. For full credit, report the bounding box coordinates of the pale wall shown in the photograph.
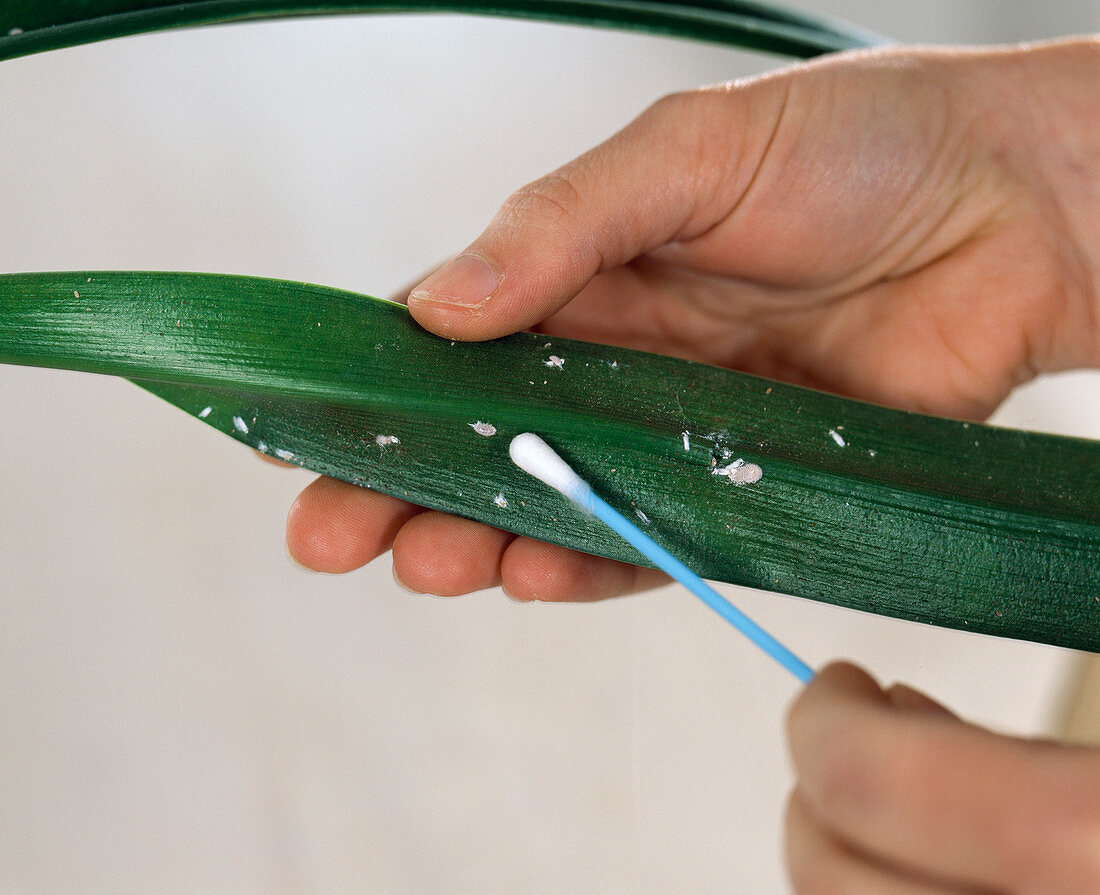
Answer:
[1,3,1098,892]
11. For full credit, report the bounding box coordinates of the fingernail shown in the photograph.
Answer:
[392,566,422,595]
[407,253,500,310]
[286,543,317,574]
[501,581,533,604]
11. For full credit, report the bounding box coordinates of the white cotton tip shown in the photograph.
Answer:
[509,433,586,501]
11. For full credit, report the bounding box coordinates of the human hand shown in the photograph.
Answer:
[286,39,1100,596]
[786,662,1100,894]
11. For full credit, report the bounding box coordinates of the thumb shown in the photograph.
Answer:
[406,86,784,340]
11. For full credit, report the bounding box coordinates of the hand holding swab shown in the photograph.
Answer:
[509,433,815,684]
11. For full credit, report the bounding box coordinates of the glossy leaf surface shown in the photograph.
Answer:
[2,271,1097,652]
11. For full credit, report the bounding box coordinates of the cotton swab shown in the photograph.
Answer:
[509,433,815,684]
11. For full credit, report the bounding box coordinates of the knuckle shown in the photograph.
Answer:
[807,716,890,827]
[642,88,707,124]
[500,171,584,234]
[813,738,866,816]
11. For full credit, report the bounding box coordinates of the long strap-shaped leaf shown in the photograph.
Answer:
[0,0,878,63]
[0,3,1096,652]
[2,271,1097,652]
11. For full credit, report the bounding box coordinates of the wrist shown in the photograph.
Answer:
[1012,37,1100,366]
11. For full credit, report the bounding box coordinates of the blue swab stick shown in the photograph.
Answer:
[509,433,815,684]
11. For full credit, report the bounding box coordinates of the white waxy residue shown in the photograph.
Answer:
[829,429,847,447]
[198,406,212,419]
[470,421,497,437]
[713,458,763,485]
[493,493,508,509]
[682,431,691,451]
[545,355,564,369]
[274,449,295,461]
[232,415,249,434]
[375,435,400,447]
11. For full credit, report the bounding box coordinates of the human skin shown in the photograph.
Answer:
[787,663,1100,894]
[286,38,1099,597]
[282,38,1100,891]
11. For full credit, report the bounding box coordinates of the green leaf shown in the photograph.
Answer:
[2,271,1097,652]
[0,2,1095,655]
[0,0,878,64]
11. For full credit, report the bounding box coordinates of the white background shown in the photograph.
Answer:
[1,2,1098,892]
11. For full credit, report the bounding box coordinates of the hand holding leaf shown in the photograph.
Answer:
[288,40,1100,599]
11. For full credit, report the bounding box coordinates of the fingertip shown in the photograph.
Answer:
[285,477,420,574]
[789,661,884,718]
[886,682,958,719]
[786,661,886,758]
[810,661,886,700]
[391,564,422,595]
[285,539,318,574]
[391,511,515,597]
[406,252,509,341]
